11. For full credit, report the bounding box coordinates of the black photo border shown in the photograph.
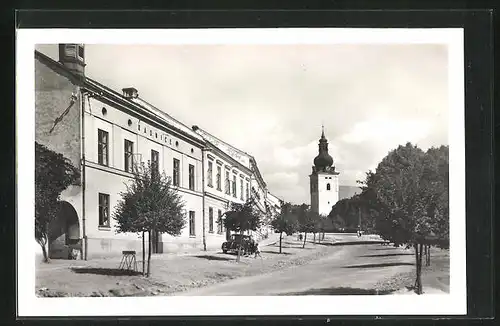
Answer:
[6,9,495,323]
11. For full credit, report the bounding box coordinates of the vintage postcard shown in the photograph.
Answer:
[17,28,465,316]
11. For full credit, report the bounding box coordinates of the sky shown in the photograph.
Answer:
[36,43,449,205]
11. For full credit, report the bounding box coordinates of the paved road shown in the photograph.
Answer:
[178,243,415,296]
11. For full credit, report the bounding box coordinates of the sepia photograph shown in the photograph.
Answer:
[17,28,465,316]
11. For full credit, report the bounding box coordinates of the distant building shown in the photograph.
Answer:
[35,44,281,260]
[309,127,340,216]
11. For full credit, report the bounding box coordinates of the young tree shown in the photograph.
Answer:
[297,204,317,248]
[271,202,298,253]
[113,162,186,277]
[35,142,80,263]
[223,198,262,262]
[370,143,449,294]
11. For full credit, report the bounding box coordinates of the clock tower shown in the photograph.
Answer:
[310,126,339,216]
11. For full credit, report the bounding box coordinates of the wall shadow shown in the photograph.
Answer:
[343,262,414,269]
[359,253,414,258]
[277,287,396,295]
[193,255,234,261]
[71,267,142,276]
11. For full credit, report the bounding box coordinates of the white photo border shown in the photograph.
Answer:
[16,28,465,317]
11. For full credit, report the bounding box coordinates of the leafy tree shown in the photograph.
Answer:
[271,202,298,253]
[223,198,262,262]
[35,142,80,263]
[113,161,186,277]
[370,143,449,294]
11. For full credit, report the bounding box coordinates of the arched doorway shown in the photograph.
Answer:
[48,201,81,259]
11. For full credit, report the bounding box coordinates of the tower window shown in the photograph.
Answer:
[327,183,331,191]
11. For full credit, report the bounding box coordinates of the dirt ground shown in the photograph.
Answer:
[375,246,450,294]
[36,237,334,297]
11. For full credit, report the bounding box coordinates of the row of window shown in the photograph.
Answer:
[98,129,196,190]
[206,160,250,201]
[98,192,197,236]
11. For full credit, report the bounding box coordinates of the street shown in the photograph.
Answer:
[178,243,416,296]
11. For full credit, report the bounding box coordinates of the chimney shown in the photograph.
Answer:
[122,87,139,99]
[58,44,85,78]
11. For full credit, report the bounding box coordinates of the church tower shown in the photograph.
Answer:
[310,126,340,216]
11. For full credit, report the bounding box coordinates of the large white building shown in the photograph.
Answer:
[35,44,281,260]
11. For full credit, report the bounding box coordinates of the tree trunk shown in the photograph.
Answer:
[302,232,307,248]
[236,230,243,262]
[42,222,51,263]
[279,232,283,254]
[426,245,431,266]
[414,243,423,294]
[38,237,50,263]
[142,231,146,276]
[146,230,152,277]
[313,232,316,244]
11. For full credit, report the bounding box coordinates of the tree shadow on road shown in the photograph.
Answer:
[261,250,292,255]
[359,253,414,258]
[317,241,387,246]
[193,255,234,261]
[71,267,142,276]
[343,262,414,269]
[277,287,396,295]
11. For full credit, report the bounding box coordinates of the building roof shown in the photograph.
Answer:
[35,50,205,148]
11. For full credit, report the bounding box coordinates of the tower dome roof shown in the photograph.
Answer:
[313,126,334,171]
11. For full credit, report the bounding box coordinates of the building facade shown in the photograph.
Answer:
[193,126,282,245]
[35,44,282,259]
[309,127,340,216]
[36,45,206,259]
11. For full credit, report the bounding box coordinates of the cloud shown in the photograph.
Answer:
[340,117,431,145]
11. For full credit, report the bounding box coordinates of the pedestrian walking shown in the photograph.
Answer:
[254,242,262,259]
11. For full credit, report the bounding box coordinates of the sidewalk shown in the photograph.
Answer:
[36,236,333,297]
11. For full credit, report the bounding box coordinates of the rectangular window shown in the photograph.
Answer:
[207,161,214,187]
[217,209,223,234]
[97,129,109,166]
[246,183,249,201]
[232,175,237,198]
[151,150,159,174]
[189,211,195,236]
[225,171,230,195]
[208,207,214,233]
[77,45,84,59]
[189,164,195,190]
[240,179,244,200]
[98,193,110,227]
[124,140,134,172]
[207,161,213,188]
[173,158,180,186]
[216,166,222,191]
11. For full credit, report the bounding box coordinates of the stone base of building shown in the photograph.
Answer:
[84,237,206,259]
